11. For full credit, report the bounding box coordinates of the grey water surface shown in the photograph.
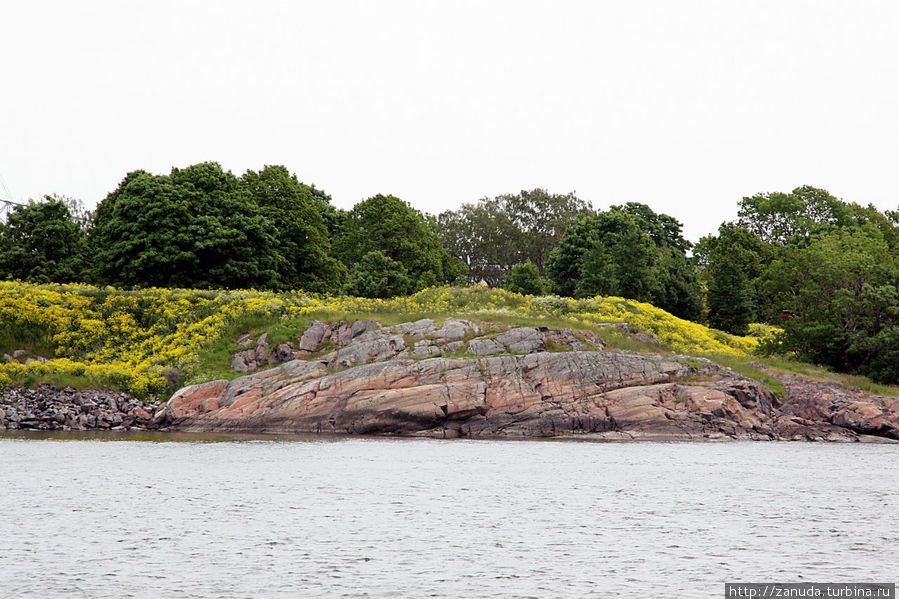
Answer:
[1,433,896,598]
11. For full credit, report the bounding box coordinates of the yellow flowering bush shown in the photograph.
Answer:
[1,281,777,397]
[0,281,320,396]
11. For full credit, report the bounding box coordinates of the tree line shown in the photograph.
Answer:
[2,163,898,383]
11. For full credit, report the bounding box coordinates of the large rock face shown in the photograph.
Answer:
[159,349,783,440]
[775,379,899,441]
[154,318,899,442]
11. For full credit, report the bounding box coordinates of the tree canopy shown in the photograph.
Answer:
[241,165,344,293]
[503,260,546,296]
[0,196,87,283]
[334,194,465,292]
[761,227,899,383]
[436,189,590,285]
[90,163,279,289]
[546,203,702,320]
[343,250,412,298]
[6,164,899,384]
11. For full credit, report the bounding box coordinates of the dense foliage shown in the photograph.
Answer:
[241,166,345,293]
[90,163,279,290]
[546,203,702,321]
[701,186,899,383]
[761,228,899,383]
[334,194,465,292]
[343,251,413,299]
[436,189,591,285]
[0,196,87,283]
[503,260,546,296]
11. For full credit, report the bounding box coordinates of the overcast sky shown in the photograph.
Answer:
[2,0,898,241]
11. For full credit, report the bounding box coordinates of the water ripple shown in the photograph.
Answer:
[0,436,897,598]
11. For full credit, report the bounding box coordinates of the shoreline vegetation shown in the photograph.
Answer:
[2,163,899,420]
[2,281,897,399]
[1,282,898,442]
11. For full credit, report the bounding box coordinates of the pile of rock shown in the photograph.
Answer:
[229,317,608,374]
[0,384,162,431]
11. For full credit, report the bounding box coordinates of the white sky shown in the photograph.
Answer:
[2,0,898,242]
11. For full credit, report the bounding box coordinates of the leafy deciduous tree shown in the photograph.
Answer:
[335,194,465,291]
[241,165,344,293]
[503,259,546,296]
[90,163,279,289]
[436,189,590,285]
[0,196,87,283]
[344,250,412,298]
[762,227,899,383]
[546,204,702,319]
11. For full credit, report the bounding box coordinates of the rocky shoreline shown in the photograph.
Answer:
[0,385,162,432]
[3,318,898,442]
[155,318,899,442]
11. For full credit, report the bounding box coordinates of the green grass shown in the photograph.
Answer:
[689,352,899,399]
[592,327,665,354]
[750,355,899,397]
[184,313,288,386]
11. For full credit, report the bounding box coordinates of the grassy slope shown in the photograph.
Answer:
[1,281,897,399]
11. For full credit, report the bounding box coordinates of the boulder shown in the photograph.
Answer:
[495,327,545,354]
[351,319,381,338]
[467,338,505,355]
[298,320,330,352]
[329,322,354,347]
[230,349,257,373]
[326,335,408,370]
[434,318,480,342]
[269,343,295,365]
[391,318,436,338]
[411,340,441,358]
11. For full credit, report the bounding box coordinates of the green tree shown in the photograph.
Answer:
[707,246,754,335]
[343,251,412,298]
[436,189,590,284]
[436,198,521,285]
[700,224,772,324]
[546,204,702,320]
[617,202,692,253]
[545,213,598,298]
[503,259,546,295]
[574,211,661,301]
[0,196,87,283]
[654,247,704,323]
[90,162,279,289]
[501,189,593,271]
[737,185,854,245]
[762,227,899,383]
[241,165,344,293]
[335,194,465,291]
